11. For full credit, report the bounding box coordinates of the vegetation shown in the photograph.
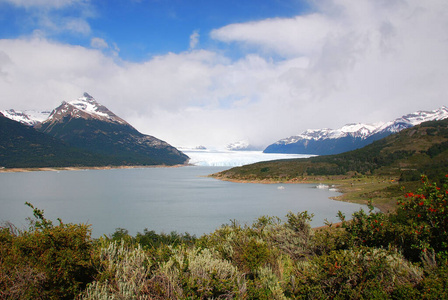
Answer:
[0,203,97,299]
[1,173,448,299]
[210,119,448,211]
[2,119,448,298]
[212,118,448,183]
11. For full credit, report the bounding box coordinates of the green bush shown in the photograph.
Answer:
[289,248,423,299]
[341,175,448,262]
[0,203,96,299]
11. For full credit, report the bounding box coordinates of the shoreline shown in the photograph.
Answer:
[0,164,190,173]
[1,165,398,213]
[209,175,400,213]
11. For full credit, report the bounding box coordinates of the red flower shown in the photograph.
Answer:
[419,201,424,206]
[418,214,421,218]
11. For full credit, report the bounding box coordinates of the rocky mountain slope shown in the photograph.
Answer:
[264,106,448,155]
[34,93,188,166]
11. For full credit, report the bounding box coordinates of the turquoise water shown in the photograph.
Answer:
[0,166,368,237]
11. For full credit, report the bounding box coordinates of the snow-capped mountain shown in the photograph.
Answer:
[264,106,448,155]
[0,109,51,126]
[34,93,189,166]
[43,92,127,126]
[226,140,262,151]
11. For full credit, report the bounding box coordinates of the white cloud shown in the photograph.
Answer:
[0,0,85,9]
[1,0,93,36]
[0,0,447,149]
[90,37,108,49]
[189,30,200,49]
[211,14,335,57]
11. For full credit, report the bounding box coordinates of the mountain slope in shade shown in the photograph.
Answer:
[35,93,189,166]
[0,113,119,168]
[264,106,448,155]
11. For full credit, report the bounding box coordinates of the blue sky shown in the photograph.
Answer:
[0,0,311,61]
[0,0,447,148]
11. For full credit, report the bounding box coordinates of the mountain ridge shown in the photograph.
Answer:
[213,118,448,183]
[264,106,448,155]
[0,109,51,126]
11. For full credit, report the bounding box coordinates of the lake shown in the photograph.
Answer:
[0,166,369,238]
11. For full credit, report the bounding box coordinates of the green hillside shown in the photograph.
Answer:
[214,118,448,183]
[0,114,123,168]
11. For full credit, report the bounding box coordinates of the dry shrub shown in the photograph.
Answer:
[81,240,151,299]
[157,246,246,299]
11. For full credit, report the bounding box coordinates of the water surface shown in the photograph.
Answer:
[0,166,367,237]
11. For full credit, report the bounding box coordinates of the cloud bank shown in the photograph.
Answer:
[0,0,447,148]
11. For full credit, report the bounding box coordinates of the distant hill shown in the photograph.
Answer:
[214,118,448,182]
[264,106,448,155]
[34,93,189,166]
[0,113,118,168]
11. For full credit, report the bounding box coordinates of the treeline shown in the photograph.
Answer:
[1,175,448,299]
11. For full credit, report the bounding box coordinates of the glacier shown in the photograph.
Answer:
[183,149,313,167]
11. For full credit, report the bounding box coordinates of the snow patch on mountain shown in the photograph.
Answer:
[44,92,128,125]
[68,93,110,119]
[0,109,51,126]
[275,106,448,145]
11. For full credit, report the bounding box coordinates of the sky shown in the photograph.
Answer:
[0,0,447,149]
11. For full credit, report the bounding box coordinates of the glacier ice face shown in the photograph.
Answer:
[183,149,313,167]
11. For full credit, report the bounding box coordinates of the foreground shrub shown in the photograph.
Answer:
[0,203,96,299]
[289,248,423,299]
[109,227,197,249]
[341,175,448,262]
[156,246,246,299]
[81,240,151,299]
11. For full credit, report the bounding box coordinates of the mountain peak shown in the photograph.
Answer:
[43,93,128,126]
[83,92,94,100]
